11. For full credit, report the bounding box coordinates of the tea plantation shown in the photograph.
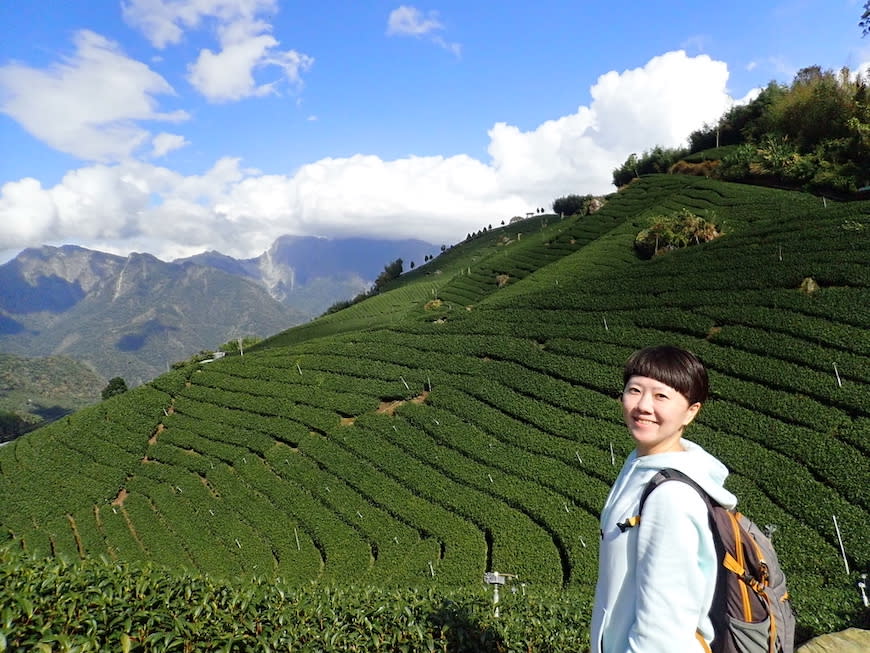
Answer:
[1,176,867,651]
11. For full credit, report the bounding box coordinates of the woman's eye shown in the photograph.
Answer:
[656,393,668,400]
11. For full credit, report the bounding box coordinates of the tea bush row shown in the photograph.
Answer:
[696,427,868,569]
[298,431,484,585]
[0,543,594,652]
[191,367,379,417]
[391,403,601,587]
[264,445,443,585]
[324,417,562,585]
[693,303,870,355]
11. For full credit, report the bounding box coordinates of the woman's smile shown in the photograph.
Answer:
[621,375,701,456]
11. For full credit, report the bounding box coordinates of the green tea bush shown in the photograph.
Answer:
[0,544,592,652]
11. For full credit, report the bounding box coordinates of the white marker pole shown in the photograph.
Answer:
[833,515,850,574]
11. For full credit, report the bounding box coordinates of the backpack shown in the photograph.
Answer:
[628,468,795,653]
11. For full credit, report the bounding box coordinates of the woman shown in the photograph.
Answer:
[590,345,736,653]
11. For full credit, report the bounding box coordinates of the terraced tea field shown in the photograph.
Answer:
[1,176,867,647]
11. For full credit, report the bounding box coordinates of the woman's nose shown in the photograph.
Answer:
[636,392,653,411]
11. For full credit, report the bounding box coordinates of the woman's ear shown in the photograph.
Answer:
[682,402,702,427]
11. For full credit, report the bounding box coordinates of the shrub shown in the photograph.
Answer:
[552,194,589,217]
[669,160,719,177]
[634,209,721,259]
[752,134,802,178]
[781,153,819,185]
[613,146,689,187]
[717,144,756,180]
[810,165,859,193]
[101,377,128,400]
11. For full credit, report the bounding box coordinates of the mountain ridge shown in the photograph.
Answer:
[0,235,437,384]
[174,234,436,302]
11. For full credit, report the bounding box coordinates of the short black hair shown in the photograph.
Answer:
[623,345,709,405]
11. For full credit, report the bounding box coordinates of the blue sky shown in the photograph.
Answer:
[1,1,868,263]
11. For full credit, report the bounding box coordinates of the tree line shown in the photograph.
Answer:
[612,64,870,195]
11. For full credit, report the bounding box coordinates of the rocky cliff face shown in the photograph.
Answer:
[13,245,123,291]
[0,245,122,314]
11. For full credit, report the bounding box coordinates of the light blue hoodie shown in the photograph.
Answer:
[590,439,737,653]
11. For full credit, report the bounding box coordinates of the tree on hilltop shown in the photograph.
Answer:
[101,377,128,400]
[373,258,403,292]
[613,146,688,187]
[552,194,587,217]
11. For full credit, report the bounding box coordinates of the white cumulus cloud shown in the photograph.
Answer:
[1,50,741,263]
[150,132,190,158]
[0,30,188,162]
[187,22,314,102]
[0,178,59,244]
[387,6,461,57]
[123,0,313,102]
[387,6,444,36]
[589,51,731,153]
[121,0,279,49]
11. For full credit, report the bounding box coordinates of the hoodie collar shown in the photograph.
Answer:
[632,439,737,510]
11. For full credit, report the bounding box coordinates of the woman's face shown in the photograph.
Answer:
[621,375,701,456]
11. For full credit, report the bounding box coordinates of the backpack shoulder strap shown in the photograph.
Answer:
[639,468,713,513]
[618,467,713,532]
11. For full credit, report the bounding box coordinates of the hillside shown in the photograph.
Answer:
[1,176,868,648]
[0,354,103,438]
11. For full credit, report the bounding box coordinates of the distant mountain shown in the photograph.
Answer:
[0,245,306,384]
[177,235,436,316]
[0,236,437,384]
